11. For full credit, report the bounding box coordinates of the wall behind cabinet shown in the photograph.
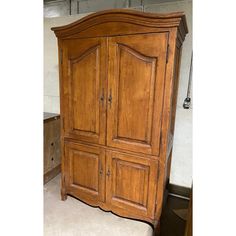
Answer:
[44,13,89,114]
[44,0,192,187]
[145,0,192,189]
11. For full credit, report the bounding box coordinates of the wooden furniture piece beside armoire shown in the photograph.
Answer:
[52,9,188,234]
[44,112,61,184]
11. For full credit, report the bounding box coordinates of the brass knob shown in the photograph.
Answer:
[100,88,104,106]
[108,89,112,108]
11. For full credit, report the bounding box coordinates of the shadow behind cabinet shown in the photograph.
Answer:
[52,9,188,230]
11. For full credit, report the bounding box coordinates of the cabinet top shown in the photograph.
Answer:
[51,9,188,41]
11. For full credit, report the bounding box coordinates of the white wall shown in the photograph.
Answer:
[44,14,89,113]
[44,0,181,17]
[145,0,192,187]
[44,0,192,187]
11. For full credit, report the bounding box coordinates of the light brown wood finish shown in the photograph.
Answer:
[52,9,187,40]
[107,33,168,155]
[62,37,107,145]
[64,142,105,202]
[52,9,188,233]
[106,151,158,218]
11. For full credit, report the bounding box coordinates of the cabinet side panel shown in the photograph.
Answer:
[165,45,182,188]
[155,29,179,220]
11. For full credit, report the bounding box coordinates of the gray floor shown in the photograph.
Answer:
[44,175,153,236]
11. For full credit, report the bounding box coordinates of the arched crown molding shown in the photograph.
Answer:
[51,9,188,41]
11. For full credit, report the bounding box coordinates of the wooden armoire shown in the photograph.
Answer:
[52,9,188,232]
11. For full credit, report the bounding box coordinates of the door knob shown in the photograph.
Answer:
[106,169,111,177]
[100,88,104,106]
[99,161,103,175]
[108,89,112,108]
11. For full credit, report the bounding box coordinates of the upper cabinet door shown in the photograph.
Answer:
[62,38,107,145]
[107,33,169,155]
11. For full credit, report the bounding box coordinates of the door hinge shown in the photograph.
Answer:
[166,44,169,64]
[60,48,63,65]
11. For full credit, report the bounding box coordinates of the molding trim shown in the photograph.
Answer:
[51,9,188,39]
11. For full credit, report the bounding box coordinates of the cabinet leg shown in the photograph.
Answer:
[61,190,67,201]
[153,221,161,236]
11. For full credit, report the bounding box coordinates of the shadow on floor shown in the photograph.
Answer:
[44,175,189,236]
[160,195,189,236]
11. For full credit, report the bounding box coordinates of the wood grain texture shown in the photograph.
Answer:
[62,37,107,145]
[107,32,168,156]
[52,9,188,40]
[64,142,105,202]
[106,151,158,219]
[70,46,100,133]
[52,9,188,232]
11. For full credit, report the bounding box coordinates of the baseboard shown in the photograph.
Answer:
[168,183,191,199]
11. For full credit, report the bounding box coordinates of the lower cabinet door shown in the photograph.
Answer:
[106,151,158,218]
[64,142,105,203]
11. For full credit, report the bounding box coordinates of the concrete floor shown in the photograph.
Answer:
[44,174,153,236]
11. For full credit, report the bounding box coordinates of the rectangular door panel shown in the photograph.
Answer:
[62,38,107,145]
[64,142,105,202]
[106,151,158,218]
[107,33,168,155]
